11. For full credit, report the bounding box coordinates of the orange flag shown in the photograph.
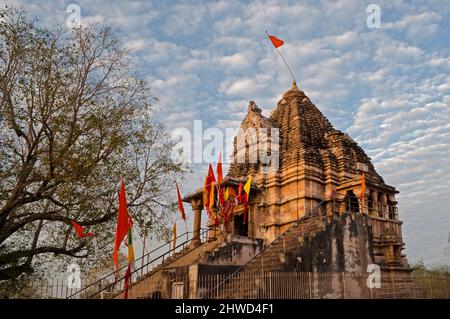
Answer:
[217,152,223,184]
[209,181,215,211]
[113,179,132,271]
[176,182,186,220]
[203,164,216,212]
[71,220,95,238]
[267,33,284,48]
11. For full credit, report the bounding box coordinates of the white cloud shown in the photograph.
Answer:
[384,12,442,42]
[220,78,266,98]
[13,0,450,266]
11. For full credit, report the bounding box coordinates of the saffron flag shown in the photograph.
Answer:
[209,181,215,211]
[176,182,186,220]
[217,152,223,184]
[267,33,284,48]
[113,179,132,271]
[203,164,216,211]
[71,220,95,238]
[172,223,177,250]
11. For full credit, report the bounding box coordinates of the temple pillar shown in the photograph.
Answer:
[381,193,387,218]
[369,190,377,216]
[190,198,203,246]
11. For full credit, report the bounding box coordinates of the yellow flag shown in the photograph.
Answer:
[172,223,177,250]
[127,229,135,264]
[224,187,229,201]
[209,181,215,210]
[244,177,252,195]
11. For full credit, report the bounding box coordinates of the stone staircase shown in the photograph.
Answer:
[209,215,327,298]
[113,235,264,299]
[201,235,264,266]
[242,217,325,273]
[114,236,224,299]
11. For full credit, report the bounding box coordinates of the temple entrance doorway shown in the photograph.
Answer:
[234,213,248,237]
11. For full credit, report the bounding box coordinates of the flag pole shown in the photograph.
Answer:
[265,31,296,84]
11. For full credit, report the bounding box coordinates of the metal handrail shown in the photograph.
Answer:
[99,226,221,299]
[67,228,217,299]
[67,227,209,299]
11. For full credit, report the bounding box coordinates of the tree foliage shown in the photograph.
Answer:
[410,258,450,277]
[0,7,183,286]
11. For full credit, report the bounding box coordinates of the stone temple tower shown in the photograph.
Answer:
[185,82,409,273]
[99,83,414,299]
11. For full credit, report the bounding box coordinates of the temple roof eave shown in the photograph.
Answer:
[336,177,399,194]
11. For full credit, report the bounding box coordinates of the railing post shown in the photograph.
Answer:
[216,274,219,299]
[429,274,433,299]
[269,272,272,299]
[341,272,346,299]
[308,272,313,299]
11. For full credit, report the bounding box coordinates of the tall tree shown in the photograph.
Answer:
[0,8,183,285]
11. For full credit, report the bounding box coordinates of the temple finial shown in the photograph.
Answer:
[292,80,297,89]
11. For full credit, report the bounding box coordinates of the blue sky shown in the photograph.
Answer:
[5,0,450,266]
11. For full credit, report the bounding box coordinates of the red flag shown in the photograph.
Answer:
[243,193,249,224]
[227,198,235,232]
[217,152,223,184]
[124,263,132,299]
[176,182,186,220]
[208,163,216,184]
[238,182,243,203]
[228,186,236,198]
[113,179,132,271]
[267,33,284,48]
[71,220,95,238]
[219,187,226,215]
